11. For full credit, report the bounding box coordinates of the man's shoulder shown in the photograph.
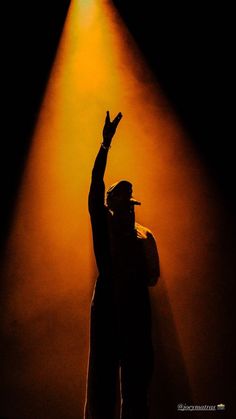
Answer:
[135,222,155,240]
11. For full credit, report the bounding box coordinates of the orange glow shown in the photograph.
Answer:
[2,0,222,417]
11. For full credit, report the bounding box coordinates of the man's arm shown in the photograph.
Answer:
[88,111,122,213]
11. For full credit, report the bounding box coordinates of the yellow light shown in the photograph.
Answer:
[1,0,221,416]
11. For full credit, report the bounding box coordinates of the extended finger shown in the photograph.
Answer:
[112,112,122,128]
[105,110,110,124]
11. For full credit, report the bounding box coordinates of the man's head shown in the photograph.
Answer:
[106,180,140,215]
[107,180,131,212]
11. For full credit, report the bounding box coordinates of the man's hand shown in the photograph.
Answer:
[102,111,122,148]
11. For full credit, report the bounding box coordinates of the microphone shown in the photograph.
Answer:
[130,198,141,205]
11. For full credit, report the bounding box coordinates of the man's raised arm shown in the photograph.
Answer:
[89,111,122,213]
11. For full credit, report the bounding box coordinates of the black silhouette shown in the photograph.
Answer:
[84,111,160,419]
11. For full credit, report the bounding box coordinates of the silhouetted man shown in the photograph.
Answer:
[84,111,160,419]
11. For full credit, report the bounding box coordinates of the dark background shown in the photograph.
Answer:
[1,1,235,418]
[1,0,71,252]
[113,0,234,204]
